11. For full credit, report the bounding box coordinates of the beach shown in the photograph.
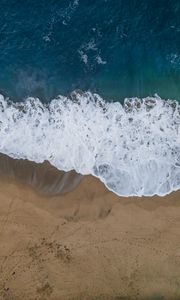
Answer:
[0,156,180,299]
[0,1,180,299]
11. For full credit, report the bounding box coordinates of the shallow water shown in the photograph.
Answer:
[0,153,82,195]
[0,92,179,196]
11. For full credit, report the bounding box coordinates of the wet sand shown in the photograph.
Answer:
[0,155,180,299]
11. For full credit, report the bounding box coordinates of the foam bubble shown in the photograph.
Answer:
[0,91,179,196]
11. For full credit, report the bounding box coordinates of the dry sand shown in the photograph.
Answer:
[0,156,180,299]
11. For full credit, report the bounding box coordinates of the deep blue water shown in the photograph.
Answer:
[0,0,180,101]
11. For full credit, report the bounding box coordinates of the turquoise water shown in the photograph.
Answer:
[0,0,179,101]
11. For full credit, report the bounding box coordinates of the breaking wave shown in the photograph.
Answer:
[0,91,179,196]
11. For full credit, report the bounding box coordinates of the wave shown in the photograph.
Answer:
[0,91,179,196]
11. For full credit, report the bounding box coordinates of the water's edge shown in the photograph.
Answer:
[0,91,179,197]
[0,153,82,196]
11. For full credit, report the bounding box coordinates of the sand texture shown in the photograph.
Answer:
[0,157,180,299]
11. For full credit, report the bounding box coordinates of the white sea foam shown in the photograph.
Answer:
[0,91,180,196]
[96,55,107,65]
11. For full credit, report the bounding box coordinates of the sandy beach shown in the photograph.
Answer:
[0,156,180,299]
[0,1,180,299]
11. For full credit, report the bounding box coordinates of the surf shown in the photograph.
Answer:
[0,91,179,197]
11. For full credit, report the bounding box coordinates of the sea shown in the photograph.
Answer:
[0,0,180,196]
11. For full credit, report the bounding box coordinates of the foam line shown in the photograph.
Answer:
[0,91,179,196]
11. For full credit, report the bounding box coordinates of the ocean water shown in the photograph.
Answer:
[0,0,180,100]
[0,0,180,196]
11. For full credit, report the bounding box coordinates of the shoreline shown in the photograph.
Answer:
[0,153,83,196]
